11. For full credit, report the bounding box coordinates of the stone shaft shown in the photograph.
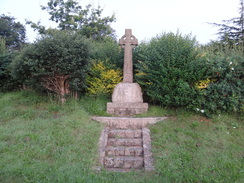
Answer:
[119,29,138,83]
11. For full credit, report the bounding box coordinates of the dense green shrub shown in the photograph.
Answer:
[0,38,20,91]
[135,31,207,107]
[11,31,91,98]
[0,14,26,50]
[0,52,20,91]
[90,38,123,69]
[195,49,244,114]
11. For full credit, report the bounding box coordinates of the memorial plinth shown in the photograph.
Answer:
[107,83,148,116]
[107,29,148,116]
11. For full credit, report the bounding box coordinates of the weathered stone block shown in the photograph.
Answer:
[112,83,143,103]
[107,149,116,156]
[124,161,133,169]
[106,146,143,157]
[124,139,142,146]
[108,130,125,138]
[124,130,134,138]
[107,102,148,116]
[134,147,143,156]
[117,148,125,156]
[104,157,114,168]
[142,128,155,171]
[107,139,142,147]
[107,83,148,116]
[114,158,124,168]
[124,148,131,156]
[104,157,143,169]
[134,158,144,169]
[134,130,142,138]
[124,147,143,156]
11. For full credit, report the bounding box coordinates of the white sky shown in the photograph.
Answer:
[0,0,240,44]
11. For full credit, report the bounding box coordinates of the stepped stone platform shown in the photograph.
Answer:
[92,117,167,172]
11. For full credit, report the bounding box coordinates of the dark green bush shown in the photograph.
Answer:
[196,49,244,114]
[90,38,123,69]
[135,31,206,107]
[0,52,20,91]
[11,31,91,95]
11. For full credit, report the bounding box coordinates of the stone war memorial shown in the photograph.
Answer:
[92,29,167,172]
[107,29,148,116]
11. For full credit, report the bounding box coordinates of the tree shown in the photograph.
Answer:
[0,14,26,50]
[209,0,244,46]
[12,31,91,103]
[26,0,116,41]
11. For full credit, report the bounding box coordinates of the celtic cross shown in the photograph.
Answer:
[119,29,138,83]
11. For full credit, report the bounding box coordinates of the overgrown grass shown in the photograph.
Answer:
[0,91,243,182]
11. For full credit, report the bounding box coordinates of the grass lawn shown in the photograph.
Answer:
[0,91,243,183]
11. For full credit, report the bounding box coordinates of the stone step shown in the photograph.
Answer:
[97,127,155,172]
[106,146,143,157]
[108,129,142,138]
[104,156,144,169]
[107,138,143,147]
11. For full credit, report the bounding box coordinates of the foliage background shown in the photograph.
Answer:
[134,31,243,115]
[195,46,244,115]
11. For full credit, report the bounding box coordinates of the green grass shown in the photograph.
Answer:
[0,91,243,183]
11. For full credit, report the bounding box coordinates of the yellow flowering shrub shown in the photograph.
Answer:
[87,61,122,95]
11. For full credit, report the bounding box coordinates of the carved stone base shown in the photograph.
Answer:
[107,102,148,116]
[112,83,143,103]
[107,83,148,116]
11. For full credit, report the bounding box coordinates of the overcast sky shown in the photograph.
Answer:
[0,0,240,44]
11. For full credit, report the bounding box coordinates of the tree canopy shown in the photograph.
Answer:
[0,14,26,50]
[26,0,116,41]
[209,0,244,46]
